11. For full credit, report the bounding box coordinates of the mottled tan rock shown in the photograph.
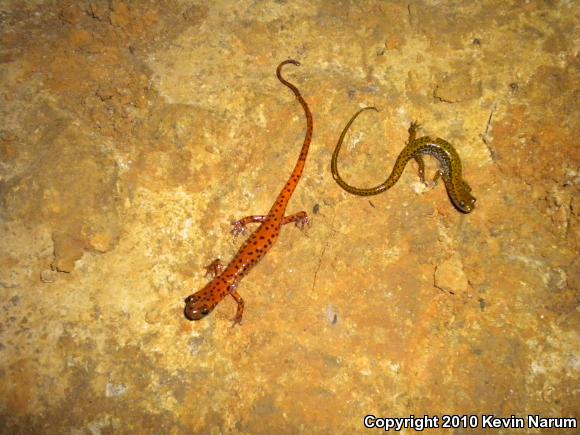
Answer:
[59,2,84,25]
[51,232,85,273]
[85,231,115,253]
[0,131,18,162]
[40,269,58,283]
[0,0,578,432]
[434,255,469,296]
[109,1,130,28]
[68,29,92,48]
[0,255,20,288]
[434,71,483,103]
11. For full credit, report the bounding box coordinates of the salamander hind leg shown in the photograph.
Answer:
[431,170,442,187]
[414,155,442,189]
[414,155,427,185]
[282,211,310,230]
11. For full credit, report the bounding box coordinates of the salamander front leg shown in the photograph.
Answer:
[408,120,421,144]
[414,154,427,185]
[231,215,268,236]
[229,285,245,325]
[205,259,225,278]
[431,170,442,187]
[414,155,442,189]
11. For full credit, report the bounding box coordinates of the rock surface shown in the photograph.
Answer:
[0,0,578,432]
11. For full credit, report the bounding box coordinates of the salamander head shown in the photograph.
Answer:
[183,287,219,321]
[454,180,476,213]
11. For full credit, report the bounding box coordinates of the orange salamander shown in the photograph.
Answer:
[183,60,313,324]
[331,107,476,213]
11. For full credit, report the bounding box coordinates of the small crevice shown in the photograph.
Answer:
[481,104,498,162]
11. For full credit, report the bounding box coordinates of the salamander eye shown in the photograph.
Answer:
[184,294,201,304]
[201,308,210,316]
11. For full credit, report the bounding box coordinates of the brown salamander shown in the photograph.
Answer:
[331,107,476,213]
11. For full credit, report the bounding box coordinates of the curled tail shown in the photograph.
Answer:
[277,60,313,167]
[331,106,397,196]
[270,60,313,213]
